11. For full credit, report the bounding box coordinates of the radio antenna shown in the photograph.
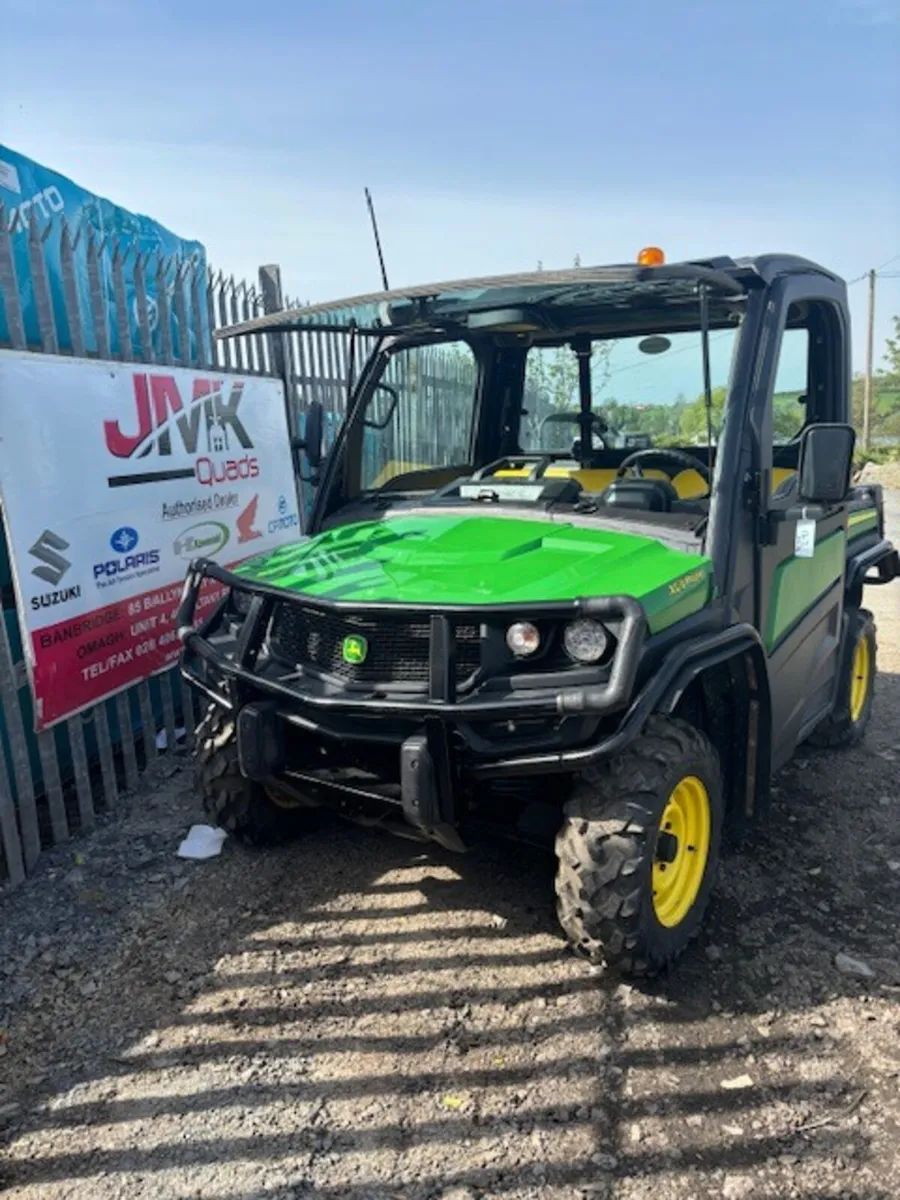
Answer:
[364,187,390,292]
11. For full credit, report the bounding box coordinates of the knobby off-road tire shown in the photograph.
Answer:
[807,607,877,749]
[194,702,314,845]
[555,715,724,976]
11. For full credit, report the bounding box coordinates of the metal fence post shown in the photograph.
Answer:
[259,264,293,427]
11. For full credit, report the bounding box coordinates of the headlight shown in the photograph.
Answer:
[506,621,541,657]
[563,618,608,664]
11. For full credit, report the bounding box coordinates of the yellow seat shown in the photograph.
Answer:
[490,462,714,501]
[550,465,671,492]
[568,467,618,491]
[370,460,431,488]
[772,467,796,494]
[671,468,709,500]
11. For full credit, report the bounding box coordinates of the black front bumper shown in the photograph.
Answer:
[177,562,646,719]
[177,560,648,839]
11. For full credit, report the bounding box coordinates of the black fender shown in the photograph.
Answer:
[657,629,773,828]
[473,623,772,806]
[846,539,899,599]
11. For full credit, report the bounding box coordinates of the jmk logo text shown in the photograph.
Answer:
[103,374,258,488]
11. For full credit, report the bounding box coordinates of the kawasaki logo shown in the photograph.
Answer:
[103,374,257,489]
[173,521,230,560]
[30,529,71,586]
[342,634,368,665]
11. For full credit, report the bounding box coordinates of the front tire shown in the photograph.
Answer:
[194,702,315,845]
[807,607,876,749]
[555,716,723,975]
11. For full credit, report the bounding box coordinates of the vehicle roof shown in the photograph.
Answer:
[216,254,843,341]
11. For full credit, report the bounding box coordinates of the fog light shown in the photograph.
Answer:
[563,618,608,664]
[506,621,540,657]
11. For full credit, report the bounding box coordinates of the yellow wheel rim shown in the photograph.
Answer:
[849,634,871,724]
[652,775,711,928]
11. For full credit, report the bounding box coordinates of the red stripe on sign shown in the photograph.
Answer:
[30,574,227,729]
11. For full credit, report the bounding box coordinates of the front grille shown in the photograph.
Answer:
[268,604,481,685]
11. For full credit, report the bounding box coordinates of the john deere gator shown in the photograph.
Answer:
[178,250,898,974]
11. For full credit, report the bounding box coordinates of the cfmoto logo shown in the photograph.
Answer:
[29,530,71,586]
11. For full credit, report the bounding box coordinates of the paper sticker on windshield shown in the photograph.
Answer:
[794,519,816,559]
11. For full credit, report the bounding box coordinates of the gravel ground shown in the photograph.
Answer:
[1,498,898,1200]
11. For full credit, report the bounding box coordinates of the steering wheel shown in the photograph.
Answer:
[616,447,712,485]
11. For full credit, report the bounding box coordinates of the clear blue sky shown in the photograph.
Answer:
[2,0,898,376]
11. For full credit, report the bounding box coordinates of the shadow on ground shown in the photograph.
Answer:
[0,674,897,1198]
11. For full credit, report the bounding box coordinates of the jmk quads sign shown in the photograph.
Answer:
[0,352,300,729]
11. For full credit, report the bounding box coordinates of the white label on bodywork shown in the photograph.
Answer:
[794,518,816,558]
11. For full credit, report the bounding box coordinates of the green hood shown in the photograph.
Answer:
[235,514,712,633]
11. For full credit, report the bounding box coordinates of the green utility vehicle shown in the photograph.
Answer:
[178,251,898,974]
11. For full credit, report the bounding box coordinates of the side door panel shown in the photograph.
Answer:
[761,509,846,768]
[750,278,851,769]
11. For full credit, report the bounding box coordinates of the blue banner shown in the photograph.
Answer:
[0,145,210,361]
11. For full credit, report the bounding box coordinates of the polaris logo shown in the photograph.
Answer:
[93,550,161,581]
[104,374,255,488]
[110,526,139,554]
[93,527,161,586]
[30,529,72,586]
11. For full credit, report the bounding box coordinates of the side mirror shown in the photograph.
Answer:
[291,399,324,467]
[303,399,324,470]
[797,423,855,505]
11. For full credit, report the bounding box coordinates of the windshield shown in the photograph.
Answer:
[354,322,743,497]
[520,328,739,454]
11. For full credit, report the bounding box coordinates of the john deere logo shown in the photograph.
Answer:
[342,634,368,664]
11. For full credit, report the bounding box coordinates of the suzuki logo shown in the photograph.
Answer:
[29,530,72,586]
[236,494,263,544]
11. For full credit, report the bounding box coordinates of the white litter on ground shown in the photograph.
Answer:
[176,825,228,860]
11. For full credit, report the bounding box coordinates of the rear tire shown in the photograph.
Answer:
[194,702,315,845]
[808,608,876,749]
[555,716,723,976]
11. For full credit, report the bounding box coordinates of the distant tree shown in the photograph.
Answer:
[773,391,804,441]
[525,342,612,415]
[849,316,900,442]
[679,387,726,444]
[882,315,900,377]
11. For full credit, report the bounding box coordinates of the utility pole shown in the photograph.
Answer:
[863,268,876,451]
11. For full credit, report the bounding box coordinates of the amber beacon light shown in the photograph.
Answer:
[637,246,666,266]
